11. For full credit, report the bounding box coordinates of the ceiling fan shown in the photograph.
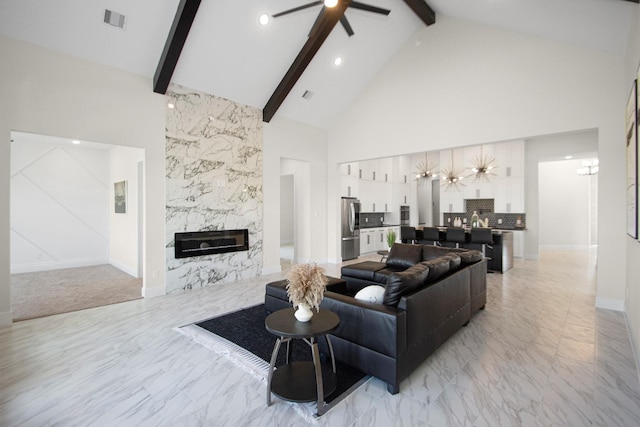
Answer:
[272,0,391,37]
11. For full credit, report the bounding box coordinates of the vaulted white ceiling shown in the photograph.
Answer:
[0,0,634,129]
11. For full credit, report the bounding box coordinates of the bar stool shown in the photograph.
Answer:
[446,227,466,248]
[400,226,416,244]
[470,228,493,259]
[421,227,441,246]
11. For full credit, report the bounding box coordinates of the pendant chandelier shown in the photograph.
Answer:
[469,145,497,182]
[414,153,438,186]
[441,150,465,192]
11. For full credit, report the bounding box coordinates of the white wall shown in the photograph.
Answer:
[0,36,167,325]
[10,135,109,273]
[538,159,594,250]
[109,145,144,277]
[263,117,328,273]
[624,2,640,378]
[328,16,625,309]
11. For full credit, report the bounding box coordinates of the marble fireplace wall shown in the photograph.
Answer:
[165,85,263,293]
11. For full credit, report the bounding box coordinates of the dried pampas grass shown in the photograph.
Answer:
[286,263,328,310]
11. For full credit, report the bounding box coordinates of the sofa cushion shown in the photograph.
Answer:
[420,258,452,283]
[372,266,406,283]
[457,250,482,266]
[441,254,462,272]
[383,263,430,306]
[438,247,483,266]
[422,245,457,261]
[386,243,423,269]
[341,261,386,281]
[354,285,386,304]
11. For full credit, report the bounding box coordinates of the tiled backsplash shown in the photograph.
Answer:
[360,212,386,228]
[442,212,526,229]
[465,199,495,215]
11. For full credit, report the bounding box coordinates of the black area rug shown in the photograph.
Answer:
[194,304,369,410]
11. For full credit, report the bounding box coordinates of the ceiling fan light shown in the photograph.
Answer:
[324,0,339,7]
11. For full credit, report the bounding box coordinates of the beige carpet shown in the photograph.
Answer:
[11,264,142,321]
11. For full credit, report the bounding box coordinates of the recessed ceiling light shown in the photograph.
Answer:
[259,14,270,26]
[72,140,81,145]
[167,102,175,109]
[333,56,343,67]
[324,0,338,7]
[565,155,573,160]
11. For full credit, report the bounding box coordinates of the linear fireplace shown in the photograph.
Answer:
[174,229,249,259]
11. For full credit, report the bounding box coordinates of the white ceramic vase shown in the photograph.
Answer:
[294,303,313,322]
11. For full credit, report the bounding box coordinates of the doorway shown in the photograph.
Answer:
[280,158,312,268]
[538,158,598,250]
[9,131,144,320]
[280,174,295,265]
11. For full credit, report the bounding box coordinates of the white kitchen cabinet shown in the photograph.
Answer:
[340,175,359,198]
[512,230,525,258]
[440,189,464,213]
[509,177,525,212]
[360,229,375,254]
[377,158,393,183]
[340,162,359,177]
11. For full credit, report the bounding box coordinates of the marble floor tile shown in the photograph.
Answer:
[1,250,640,426]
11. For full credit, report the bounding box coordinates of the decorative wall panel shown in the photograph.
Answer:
[165,85,263,293]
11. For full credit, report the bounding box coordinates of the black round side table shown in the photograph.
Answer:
[265,308,340,416]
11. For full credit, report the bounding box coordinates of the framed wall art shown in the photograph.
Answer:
[114,180,127,214]
[626,80,637,238]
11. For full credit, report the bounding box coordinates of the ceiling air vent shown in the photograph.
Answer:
[104,9,126,29]
[302,90,314,101]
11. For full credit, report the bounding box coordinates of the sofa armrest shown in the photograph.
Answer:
[320,291,407,358]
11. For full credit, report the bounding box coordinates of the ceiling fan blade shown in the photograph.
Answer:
[350,1,391,15]
[340,15,354,37]
[273,1,323,18]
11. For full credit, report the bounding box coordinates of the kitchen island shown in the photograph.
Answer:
[414,226,514,273]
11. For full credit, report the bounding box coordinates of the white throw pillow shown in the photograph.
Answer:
[354,285,386,304]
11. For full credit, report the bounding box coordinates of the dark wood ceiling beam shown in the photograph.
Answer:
[402,0,436,26]
[153,0,201,94]
[263,1,351,122]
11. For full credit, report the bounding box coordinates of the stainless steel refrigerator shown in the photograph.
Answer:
[341,197,360,260]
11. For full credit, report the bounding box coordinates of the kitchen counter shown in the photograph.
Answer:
[413,226,513,272]
[360,223,401,229]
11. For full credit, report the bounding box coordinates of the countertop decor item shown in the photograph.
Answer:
[286,263,328,322]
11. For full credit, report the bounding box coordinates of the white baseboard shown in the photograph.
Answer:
[0,310,13,327]
[524,253,539,260]
[262,265,282,275]
[10,257,110,274]
[109,259,139,278]
[539,245,590,251]
[327,257,342,264]
[596,297,625,312]
[142,286,165,298]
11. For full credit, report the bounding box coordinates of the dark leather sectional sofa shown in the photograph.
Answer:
[264,243,487,394]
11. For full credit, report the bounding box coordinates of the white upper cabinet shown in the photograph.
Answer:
[340,161,359,177]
